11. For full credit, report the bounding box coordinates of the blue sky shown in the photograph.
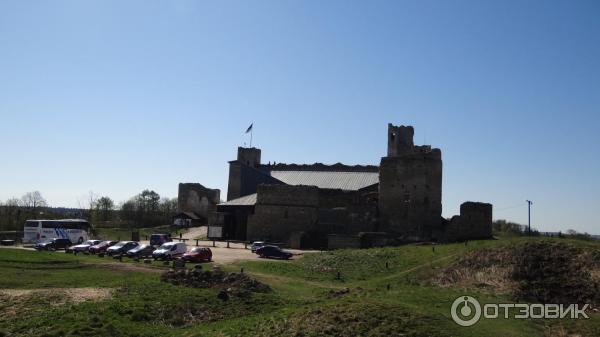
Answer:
[0,0,598,233]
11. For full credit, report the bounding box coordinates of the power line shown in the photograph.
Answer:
[494,203,526,212]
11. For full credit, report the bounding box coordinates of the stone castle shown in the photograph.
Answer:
[181,123,492,248]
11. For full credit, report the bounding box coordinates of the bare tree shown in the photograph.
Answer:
[88,191,98,211]
[20,191,47,214]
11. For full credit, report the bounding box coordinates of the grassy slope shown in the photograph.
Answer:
[0,236,598,337]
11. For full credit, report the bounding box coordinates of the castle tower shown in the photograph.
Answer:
[379,124,443,240]
[387,124,414,157]
[237,147,261,168]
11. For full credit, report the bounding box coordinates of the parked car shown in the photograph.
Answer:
[106,241,139,256]
[182,247,212,263]
[34,238,73,251]
[67,240,102,253]
[250,241,266,253]
[150,233,172,247]
[126,244,155,258]
[255,245,293,259]
[88,240,118,254]
[152,242,187,260]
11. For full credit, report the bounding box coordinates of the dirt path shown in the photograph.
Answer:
[371,253,459,283]
[246,270,348,290]
[181,226,207,240]
[95,262,166,273]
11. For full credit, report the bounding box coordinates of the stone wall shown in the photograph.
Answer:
[378,149,443,240]
[247,204,319,242]
[177,183,220,223]
[246,185,320,243]
[328,234,362,249]
[256,184,319,206]
[460,201,492,239]
[443,202,492,241]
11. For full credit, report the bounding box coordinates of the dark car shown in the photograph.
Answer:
[106,241,139,256]
[126,244,155,258]
[150,233,172,247]
[182,247,212,263]
[88,240,118,254]
[255,245,293,259]
[250,241,266,253]
[34,238,73,251]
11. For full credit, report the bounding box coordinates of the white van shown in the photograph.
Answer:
[152,242,187,260]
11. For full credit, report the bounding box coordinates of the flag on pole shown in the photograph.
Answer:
[245,123,253,133]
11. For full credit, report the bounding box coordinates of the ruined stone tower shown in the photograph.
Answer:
[226,147,281,201]
[378,124,443,240]
[387,124,415,156]
[237,147,261,168]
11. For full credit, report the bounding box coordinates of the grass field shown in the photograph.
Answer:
[0,236,598,337]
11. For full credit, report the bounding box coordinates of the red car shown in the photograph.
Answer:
[88,240,117,254]
[182,247,212,263]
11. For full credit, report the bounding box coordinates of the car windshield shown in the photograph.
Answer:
[113,242,128,247]
[137,245,147,250]
[84,241,95,245]
[159,243,174,250]
[191,248,202,253]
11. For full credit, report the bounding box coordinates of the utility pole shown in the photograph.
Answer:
[526,200,533,236]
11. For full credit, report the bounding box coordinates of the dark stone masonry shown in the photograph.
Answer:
[204,123,492,248]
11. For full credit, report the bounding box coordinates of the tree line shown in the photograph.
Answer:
[0,190,178,231]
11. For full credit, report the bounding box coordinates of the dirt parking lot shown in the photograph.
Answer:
[3,226,314,265]
[142,226,312,264]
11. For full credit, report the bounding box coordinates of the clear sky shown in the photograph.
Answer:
[0,0,598,234]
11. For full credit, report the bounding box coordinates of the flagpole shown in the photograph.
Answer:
[250,127,253,147]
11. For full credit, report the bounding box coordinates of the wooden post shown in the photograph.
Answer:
[227,241,230,248]
[213,240,216,247]
[195,239,199,246]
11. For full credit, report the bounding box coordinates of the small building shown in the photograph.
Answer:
[177,183,220,226]
[172,211,204,227]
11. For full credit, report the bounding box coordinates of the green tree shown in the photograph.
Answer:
[96,196,114,222]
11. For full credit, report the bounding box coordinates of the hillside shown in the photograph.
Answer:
[0,236,598,337]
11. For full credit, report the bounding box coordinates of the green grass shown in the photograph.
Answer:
[0,235,598,337]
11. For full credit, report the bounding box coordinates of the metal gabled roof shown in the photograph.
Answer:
[219,193,257,206]
[269,170,379,191]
